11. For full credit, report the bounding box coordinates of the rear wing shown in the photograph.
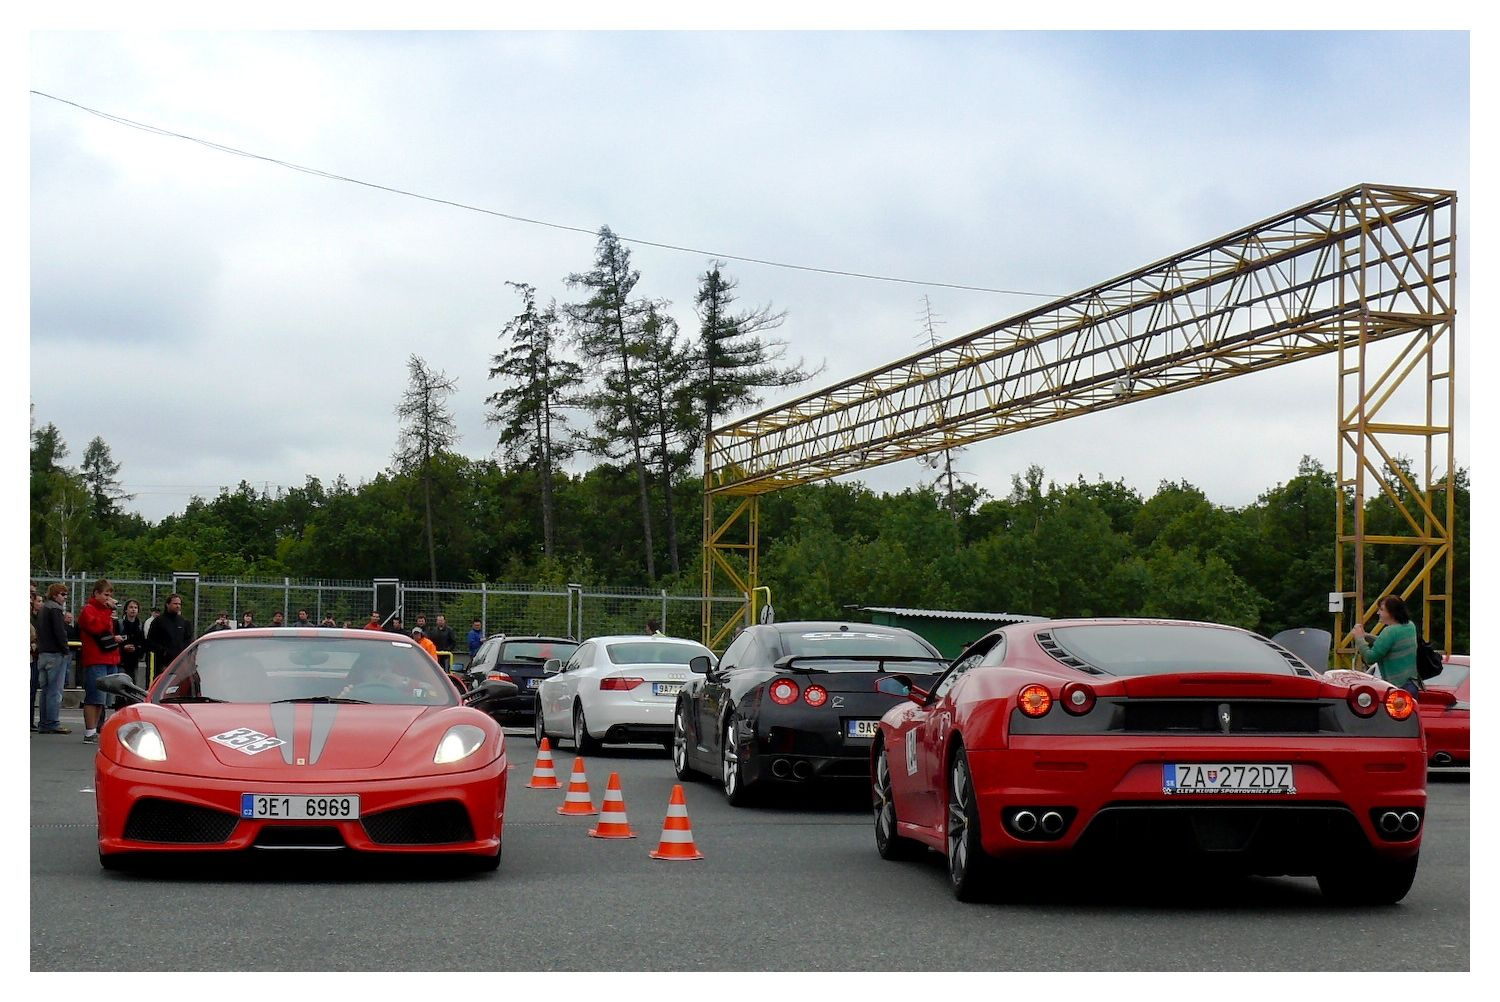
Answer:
[774,654,948,674]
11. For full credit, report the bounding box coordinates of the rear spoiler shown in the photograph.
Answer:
[773,654,947,674]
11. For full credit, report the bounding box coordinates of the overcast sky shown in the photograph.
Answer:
[24,30,1471,524]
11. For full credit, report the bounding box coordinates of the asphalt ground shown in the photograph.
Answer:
[29,708,1471,973]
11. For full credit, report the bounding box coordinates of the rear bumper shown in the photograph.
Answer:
[96,756,507,858]
[585,694,677,737]
[1422,713,1469,765]
[966,736,1425,868]
[744,724,877,782]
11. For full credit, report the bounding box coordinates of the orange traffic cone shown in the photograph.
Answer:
[588,772,637,839]
[648,784,704,860]
[556,756,597,816]
[527,738,561,790]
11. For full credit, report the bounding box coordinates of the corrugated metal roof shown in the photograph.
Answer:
[860,607,1045,623]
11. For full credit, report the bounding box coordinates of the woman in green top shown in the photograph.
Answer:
[1352,595,1421,695]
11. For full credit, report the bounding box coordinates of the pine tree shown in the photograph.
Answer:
[80,435,133,526]
[394,355,459,585]
[636,302,698,575]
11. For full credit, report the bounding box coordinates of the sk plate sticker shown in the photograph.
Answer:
[210,727,286,756]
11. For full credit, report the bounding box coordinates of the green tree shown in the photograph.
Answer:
[394,354,459,585]
[79,435,132,527]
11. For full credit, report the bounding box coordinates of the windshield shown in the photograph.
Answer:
[779,630,942,671]
[1047,624,1297,677]
[605,641,713,666]
[499,640,580,663]
[153,636,457,706]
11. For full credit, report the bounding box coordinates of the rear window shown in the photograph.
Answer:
[1046,624,1296,677]
[1427,662,1469,689]
[779,630,939,661]
[605,641,713,666]
[500,640,580,663]
[155,636,456,706]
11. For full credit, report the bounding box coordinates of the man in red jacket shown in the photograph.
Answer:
[77,578,125,743]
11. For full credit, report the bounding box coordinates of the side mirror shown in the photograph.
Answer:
[96,672,149,706]
[907,684,930,706]
[543,658,562,675]
[689,655,710,675]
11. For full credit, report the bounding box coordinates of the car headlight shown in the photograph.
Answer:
[434,724,487,764]
[118,721,167,762]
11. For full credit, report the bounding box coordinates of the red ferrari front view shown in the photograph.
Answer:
[873,619,1426,904]
[95,629,511,871]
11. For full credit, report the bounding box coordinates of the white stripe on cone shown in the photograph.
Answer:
[657,830,696,843]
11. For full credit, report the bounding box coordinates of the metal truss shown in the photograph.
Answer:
[703,184,1457,653]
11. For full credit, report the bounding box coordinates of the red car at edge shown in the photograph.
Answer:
[872,618,1426,904]
[1420,653,1470,768]
[95,628,516,871]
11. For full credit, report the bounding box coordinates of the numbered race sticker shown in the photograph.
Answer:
[1163,763,1296,795]
[210,727,286,756]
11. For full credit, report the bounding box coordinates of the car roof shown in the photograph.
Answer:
[587,635,710,645]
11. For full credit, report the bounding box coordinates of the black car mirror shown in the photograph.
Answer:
[96,672,149,705]
[543,658,562,675]
[465,678,520,707]
[689,655,711,675]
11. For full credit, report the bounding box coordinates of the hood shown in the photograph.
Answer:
[174,703,429,770]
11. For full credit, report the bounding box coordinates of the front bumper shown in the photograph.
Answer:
[96,756,507,858]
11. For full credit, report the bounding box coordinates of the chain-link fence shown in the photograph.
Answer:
[31,571,747,652]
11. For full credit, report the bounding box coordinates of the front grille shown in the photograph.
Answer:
[123,798,240,844]
[362,801,474,845]
[1123,700,1322,734]
[253,826,346,849]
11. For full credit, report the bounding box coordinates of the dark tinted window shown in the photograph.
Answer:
[780,629,937,659]
[499,640,580,663]
[157,636,455,705]
[1047,624,1295,677]
[605,641,714,665]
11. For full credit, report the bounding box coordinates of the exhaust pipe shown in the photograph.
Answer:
[1012,810,1038,834]
[1040,811,1065,835]
[1433,752,1453,766]
[771,759,790,778]
[1378,811,1402,834]
[791,761,812,780]
[1399,811,1421,834]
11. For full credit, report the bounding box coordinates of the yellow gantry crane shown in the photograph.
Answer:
[702,183,1458,661]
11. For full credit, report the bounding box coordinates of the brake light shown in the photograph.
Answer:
[487,672,512,683]
[769,679,800,705]
[1384,688,1416,720]
[1348,685,1379,717]
[1017,684,1053,717]
[599,677,645,691]
[1060,682,1095,715]
[803,684,829,708]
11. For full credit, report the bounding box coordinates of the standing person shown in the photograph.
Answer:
[117,599,148,688]
[1352,595,1421,696]
[142,606,160,638]
[63,611,80,687]
[269,610,285,628]
[467,619,485,656]
[36,584,72,734]
[646,617,666,637]
[411,627,439,661]
[30,592,44,730]
[363,611,384,631]
[77,578,125,743]
[240,610,255,630]
[321,614,338,628]
[205,610,233,634]
[145,593,193,682]
[430,614,457,656]
[386,615,405,635]
[294,608,313,627]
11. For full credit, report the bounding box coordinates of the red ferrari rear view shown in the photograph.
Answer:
[95,629,510,871]
[873,619,1426,904]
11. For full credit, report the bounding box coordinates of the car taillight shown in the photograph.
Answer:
[1017,684,1052,717]
[1348,685,1379,717]
[769,679,800,705]
[1384,688,1416,720]
[1060,682,1095,715]
[803,684,829,707]
[487,672,512,683]
[599,677,645,691]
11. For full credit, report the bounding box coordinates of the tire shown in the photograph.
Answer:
[672,702,699,780]
[99,851,134,872]
[721,714,754,807]
[468,842,502,873]
[874,744,923,861]
[946,746,997,902]
[1317,854,1419,905]
[532,698,548,747]
[573,703,601,754]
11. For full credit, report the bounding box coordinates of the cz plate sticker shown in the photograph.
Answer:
[210,727,286,756]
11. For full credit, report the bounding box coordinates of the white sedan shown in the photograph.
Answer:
[534,635,717,753]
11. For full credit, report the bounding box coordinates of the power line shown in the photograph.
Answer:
[32,89,1058,299]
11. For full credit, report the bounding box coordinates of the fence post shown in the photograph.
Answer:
[481,582,487,634]
[284,577,290,619]
[661,589,668,633]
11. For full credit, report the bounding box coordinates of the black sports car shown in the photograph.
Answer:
[466,635,580,724]
[672,622,946,806]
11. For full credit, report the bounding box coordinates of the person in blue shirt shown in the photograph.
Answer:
[467,619,485,657]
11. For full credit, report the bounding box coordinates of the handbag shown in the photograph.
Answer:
[96,625,121,652]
